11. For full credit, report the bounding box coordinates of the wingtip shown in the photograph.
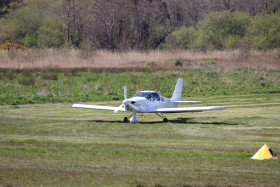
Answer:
[72,104,79,108]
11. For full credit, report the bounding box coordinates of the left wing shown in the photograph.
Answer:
[72,104,126,112]
[156,106,228,113]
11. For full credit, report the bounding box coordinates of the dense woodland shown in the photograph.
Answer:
[0,0,279,51]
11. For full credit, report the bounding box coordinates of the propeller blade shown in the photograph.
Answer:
[114,104,124,113]
[115,86,127,113]
[124,86,127,100]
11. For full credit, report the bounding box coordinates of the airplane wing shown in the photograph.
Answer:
[156,106,228,113]
[72,104,126,112]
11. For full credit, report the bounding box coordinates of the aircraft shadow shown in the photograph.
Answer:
[168,118,239,126]
[89,120,161,124]
[89,117,239,126]
[88,120,124,124]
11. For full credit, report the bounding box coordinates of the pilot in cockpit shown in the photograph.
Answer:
[151,93,160,101]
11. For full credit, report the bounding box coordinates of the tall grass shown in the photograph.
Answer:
[0,48,279,71]
[1,70,280,105]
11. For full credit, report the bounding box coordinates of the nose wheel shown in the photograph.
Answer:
[123,117,129,123]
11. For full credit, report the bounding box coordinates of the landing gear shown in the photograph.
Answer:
[130,113,138,123]
[124,113,137,123]
[123,117,129,123]
[124,113,167,123]
[156,113,168,122]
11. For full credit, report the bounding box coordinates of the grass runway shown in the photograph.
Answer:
[0,94,280,186]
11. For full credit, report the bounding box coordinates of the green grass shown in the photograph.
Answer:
[0,69,280,105]
[0,94,280,186]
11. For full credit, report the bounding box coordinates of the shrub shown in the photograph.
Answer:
[0,0,58,47]
[196,11,251,50]
[19,76,36,86]
[37,16,64,48]
[0,42,26,50]
[245,13,280,50]
[203,59,215,65]
[170,59,183,66]
[23,33,38,47]
[165,26,197,49]
[144,61,156,67]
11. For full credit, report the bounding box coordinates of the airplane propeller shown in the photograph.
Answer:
[124,86,127,100]
[114,86,127,113]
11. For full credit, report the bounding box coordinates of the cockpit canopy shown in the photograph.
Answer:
[133,91,160,101]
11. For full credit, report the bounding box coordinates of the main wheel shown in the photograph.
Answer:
[163,118,168,122]
[124,117,129,123]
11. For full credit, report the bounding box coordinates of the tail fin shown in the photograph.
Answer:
[171,78,183,101]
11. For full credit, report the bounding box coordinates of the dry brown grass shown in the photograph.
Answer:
[0,48,279,71]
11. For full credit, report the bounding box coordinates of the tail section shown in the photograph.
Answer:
[171,78,183,101]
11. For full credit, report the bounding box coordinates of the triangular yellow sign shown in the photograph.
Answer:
[251,144,278,160]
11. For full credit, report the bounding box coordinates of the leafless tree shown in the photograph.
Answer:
[133,0,169,49]
[60,0,92,47]
[88,0,169,50]
[87,0,135,50]
[164,0,209,27]
[209,0,280,15]
[63,0,280,50]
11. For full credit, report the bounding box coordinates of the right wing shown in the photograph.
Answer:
[156,106,228,113]
[72,104,126,112]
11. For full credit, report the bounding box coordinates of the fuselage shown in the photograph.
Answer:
[123,91,178,113]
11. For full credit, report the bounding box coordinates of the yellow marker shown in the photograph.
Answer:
[251,144,278,160]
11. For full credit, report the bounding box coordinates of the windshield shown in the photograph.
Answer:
[133,92,160,101]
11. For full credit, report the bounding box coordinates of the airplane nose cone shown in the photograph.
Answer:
[124,100,136,105]
[123,97,146,113]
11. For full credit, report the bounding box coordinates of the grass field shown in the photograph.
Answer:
[0,94,280,186]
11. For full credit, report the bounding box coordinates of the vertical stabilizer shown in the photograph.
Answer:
[171,78,183,101]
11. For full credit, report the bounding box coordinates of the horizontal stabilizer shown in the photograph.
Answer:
[156,106,228,113]
[72,104,126,112]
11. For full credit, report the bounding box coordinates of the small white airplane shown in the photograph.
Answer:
[72,78,228,123]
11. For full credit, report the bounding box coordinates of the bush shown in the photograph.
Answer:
[165,26,197,49]
[23,33,38,47]
[246,13,280,50]
[0,42,26,50]
[170,59,183,66]
[37,16,64,48]
[196,11,251,50]
[0,0,58,47]
[0,1,23,17]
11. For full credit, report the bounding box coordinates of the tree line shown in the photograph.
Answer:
[0,0,279,51]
